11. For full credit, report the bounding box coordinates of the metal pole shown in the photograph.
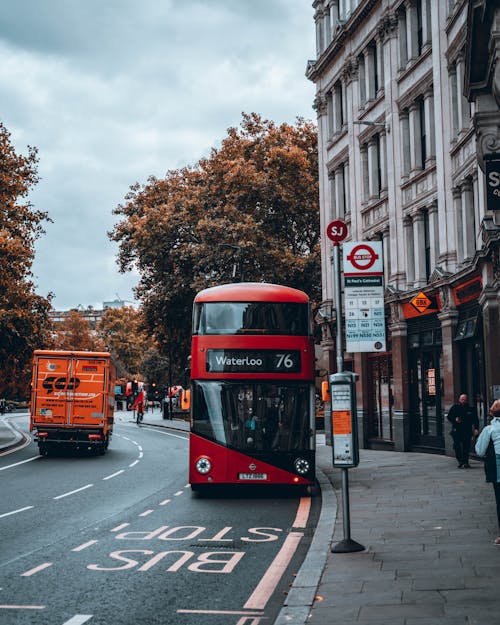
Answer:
[331,242,365,554]
[341,468,351,540]
[333,243,343,373]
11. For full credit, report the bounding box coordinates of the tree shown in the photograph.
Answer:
[0,122,53,399]
[52,310,105,352]
[96,306,148,377]
[110,113,320,377]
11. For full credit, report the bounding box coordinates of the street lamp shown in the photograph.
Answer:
[218,244,243,282]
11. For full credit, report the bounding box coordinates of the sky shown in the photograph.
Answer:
[0,0,316,311]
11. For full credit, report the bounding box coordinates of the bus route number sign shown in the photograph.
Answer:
[206,349,301,373]
[326,220,348,244]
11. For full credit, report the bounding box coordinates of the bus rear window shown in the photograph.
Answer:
[193,302,309,336]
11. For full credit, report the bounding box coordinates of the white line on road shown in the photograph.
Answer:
[177,610,264,616]
[139,426,188,441]
[244,531,304,610]
[0,456,39,470]
[139,509,154,517]
[0,506,34,519]
[72,540,98,552]
[62,615,93,625]
[174,490,183,496]
[128,460,139,468]
[53,484,93,500]
[159,499,171,506]
[138,452,143,458]
[0,605,45,610]
[102,470,125,481]
[111,523,129,532]
[21,562,53,577]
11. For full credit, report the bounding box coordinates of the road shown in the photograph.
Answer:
[0,413,320,625]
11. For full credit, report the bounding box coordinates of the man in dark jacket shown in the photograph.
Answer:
[447,393,479,468]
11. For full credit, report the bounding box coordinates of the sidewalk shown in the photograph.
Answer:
[140,411,500,624]
[3,411,498,624]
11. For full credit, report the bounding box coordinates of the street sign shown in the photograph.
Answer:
[326,220,348,244]
[343,241,386,353]
[485,153,500,211]
[343,242,383,275]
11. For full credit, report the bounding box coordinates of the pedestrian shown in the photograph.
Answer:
[447,393,479,468]
[475,399,500,545]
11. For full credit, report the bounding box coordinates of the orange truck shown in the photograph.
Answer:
[30,350,116,455]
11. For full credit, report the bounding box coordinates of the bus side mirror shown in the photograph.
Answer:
[181,390,191,411]
[321,381,330,402]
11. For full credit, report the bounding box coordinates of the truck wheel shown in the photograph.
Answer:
[38,444,48,456]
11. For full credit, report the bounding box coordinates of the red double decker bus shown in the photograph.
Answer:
[189,282,316,491]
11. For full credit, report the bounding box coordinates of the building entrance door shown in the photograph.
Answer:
[408,347,444,450]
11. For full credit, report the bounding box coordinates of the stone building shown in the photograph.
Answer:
[308,0,500,453]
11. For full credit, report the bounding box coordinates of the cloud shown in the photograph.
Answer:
[0,0,315,310]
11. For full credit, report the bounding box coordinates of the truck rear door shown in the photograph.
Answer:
[70,356,108,427]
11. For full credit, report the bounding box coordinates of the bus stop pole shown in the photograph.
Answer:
[331,242,365,553]
[333,242,343,374]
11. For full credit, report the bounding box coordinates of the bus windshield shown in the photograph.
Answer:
[192,380,312,452]
[193,302,309,336]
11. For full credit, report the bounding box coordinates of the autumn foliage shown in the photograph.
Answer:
[0,122,53,399]
[110,114,320,376]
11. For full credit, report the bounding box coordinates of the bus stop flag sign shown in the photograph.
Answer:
[343,241,386,353]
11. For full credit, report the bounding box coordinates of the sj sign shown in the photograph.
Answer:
[343,241,386,353]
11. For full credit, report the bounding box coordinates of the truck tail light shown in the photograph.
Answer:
[88,434,102,441]
[37,432,49,438]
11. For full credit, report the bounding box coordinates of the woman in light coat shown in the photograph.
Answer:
[475,399,500,545]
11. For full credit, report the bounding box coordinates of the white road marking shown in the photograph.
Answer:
[0,456,39,470]
[293,497,311,529]
[139,509,154,517]
[138,452,143,459]
[177,610,264,616]
[62,615,93,625]
[159,499,171,506]
[128,460,139,468]
[0,506,34,519]
[102,470,125,481]
[0,605,45,610]
[174,490,183,496]
[21,563,53,577]
[244,531,304,610]
[72,540,98,552]
[139,426,188,441]
[53,484,93,500]
[111,523,129,532]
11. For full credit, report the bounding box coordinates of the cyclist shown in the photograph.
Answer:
[132,387,145,424]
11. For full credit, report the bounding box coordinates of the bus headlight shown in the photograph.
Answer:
[195,456,212,474]
[294,458,310,475]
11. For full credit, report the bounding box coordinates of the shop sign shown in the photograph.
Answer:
[485,154,500,211]
[452,276,482,306]
[410,292,432,314]
[402,293,440,319]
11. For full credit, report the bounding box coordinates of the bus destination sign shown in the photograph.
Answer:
[206,349,301,373]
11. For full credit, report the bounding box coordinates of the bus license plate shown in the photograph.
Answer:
[238,473,267,481]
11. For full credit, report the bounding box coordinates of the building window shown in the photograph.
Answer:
[358,53,366,107]
[418,96,426,168]
[423,210,431,280]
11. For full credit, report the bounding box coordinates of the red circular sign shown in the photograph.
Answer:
[346,244,378,270]
[326,220,348,243]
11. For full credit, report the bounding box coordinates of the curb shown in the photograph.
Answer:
[0,416,29,453]
[274,468,337,625]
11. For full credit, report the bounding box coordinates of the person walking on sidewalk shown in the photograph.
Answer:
[447,393,479,468]
[475,399,500,545]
